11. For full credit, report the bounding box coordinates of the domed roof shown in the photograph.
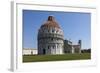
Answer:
[41,16,60,29]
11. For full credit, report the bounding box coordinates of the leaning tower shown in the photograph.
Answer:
[38,16,64,55]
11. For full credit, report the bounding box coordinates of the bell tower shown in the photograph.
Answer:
[78,40,81,53]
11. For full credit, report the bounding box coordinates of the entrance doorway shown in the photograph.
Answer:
[43,49,46,54]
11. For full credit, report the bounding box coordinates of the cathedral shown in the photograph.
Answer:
[38,16,64,55]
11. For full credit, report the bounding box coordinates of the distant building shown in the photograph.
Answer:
[38,16,64,55]
[23,49,38,55]
[64,40,81,54]
[63,40,72,53]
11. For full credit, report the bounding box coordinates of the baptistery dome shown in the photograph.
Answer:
[38,16,64,55]
[41,16,60,29]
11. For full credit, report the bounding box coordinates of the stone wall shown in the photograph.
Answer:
[23,49,38,55]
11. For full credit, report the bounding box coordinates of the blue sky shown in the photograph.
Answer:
[23,10,91,49]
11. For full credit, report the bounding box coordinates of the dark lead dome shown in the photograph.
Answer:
[41,16,60,28]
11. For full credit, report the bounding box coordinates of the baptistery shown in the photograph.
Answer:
[38,16,64,55]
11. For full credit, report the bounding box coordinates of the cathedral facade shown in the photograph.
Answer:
[38,16,64,55]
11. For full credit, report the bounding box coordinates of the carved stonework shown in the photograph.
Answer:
[38,16,64,55]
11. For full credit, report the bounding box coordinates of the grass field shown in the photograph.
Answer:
[23,53,91,63]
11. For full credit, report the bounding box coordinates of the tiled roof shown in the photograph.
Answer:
[72,45,80,49]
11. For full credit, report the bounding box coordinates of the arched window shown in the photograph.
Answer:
[52,30,54,33]
[48,29,49,32]
[57,44,58,48]
[42,29,44,32]
[52,28,55,33]
[51,38,53,41]
[48,46,50,49]
[53,45,55,49]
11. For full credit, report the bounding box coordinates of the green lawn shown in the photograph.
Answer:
[23,53,91,63]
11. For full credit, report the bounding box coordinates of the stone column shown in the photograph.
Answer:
[55,44,58,54]
[72,46,74,54]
